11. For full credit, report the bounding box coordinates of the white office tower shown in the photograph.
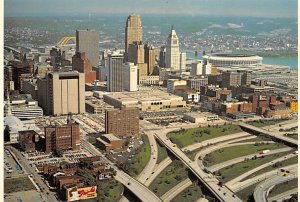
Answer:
[123,62,138,92]
[204,62,212,75]
[107,52,124,92]
[191,61,203,76]
[180,52,186,72]
[165,27,180,71]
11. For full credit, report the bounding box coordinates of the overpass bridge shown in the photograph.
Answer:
[237,122,298,148]
[154,133,243,202]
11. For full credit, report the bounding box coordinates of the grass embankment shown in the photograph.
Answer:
[168,125,243,148]
[203,143,285,167]
[288,134,298,140]
[149,160,189,197]
[216,151,292,183]
[171,184,204,202]
[156,140,168,164]
[268,178,298,198]
[4,177,36,193]
[247,119,288,128]
[123,135,151,177]
[87,133,103,145]
[235,182,260,202]
[233,136,271,143]
[243,155,297,181]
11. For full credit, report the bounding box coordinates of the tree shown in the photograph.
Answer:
[54,148,64,157]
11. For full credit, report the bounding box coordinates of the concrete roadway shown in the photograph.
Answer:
[226,152,297,189]
[80,139,162,202]
[194,139,269,169]
[209,147,293,173]
[237,122,298,147]
[267,187,298,202]
[161,178,193,202]
[137,120,159,184]
[155,131,243,202]
[182,132,254,152]
[253,167,298,202]
[230,164,297,192]
[144,157,172,187]
[9,147,57,202]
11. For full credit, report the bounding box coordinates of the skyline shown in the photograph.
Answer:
[4,0,298,18]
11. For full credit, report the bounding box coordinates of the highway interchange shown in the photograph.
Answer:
[6,116,298,202]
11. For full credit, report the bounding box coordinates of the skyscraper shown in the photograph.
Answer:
[72,52,96,83]
[76,29,100,67]
[37,71,85,115]
[123,62,138,92]
[107,52,124,92]
[144,43,156,75]
[165,27,180,71]
[125,14,143,55]
[128,41,145,64]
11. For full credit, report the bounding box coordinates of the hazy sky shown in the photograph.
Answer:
[4,0,298,18]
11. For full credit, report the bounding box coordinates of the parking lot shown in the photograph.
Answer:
[4,148,25,179]
[23,149,91,172]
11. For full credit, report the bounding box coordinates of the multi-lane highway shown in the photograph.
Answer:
[154,129,243,202]
[238,122,298,147]
[253,167,298,202]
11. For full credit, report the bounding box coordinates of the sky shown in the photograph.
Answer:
[4,0,298,18]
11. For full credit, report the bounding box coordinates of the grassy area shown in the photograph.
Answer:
[149,160,189,197]
[235,182,260,202]
[156,140,168,164]
[4,177,36,193]
[268,178,298,198]
[243,155,297,181]
[171,183,203,202]
[247,119,288,128]
[288,134,298,140]
[168,124,243,148]
[87,133,103,145]
[123,135,151,177]
[216,152,292,183]
[203,143,285,167]
[186,147,202,160]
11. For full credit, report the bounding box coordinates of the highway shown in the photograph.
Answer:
[155,130,243,202]
[226,152,297,188]
[80,139,162,202]
[161,178,193,202]
[230,164,297,192]
[137,120,159,184]
[238,122,298,147]
[144,157,172,187]
[267,187,298,202]
[182,132,254,152]
[9,147,57,202]
[253,167,298,202]
[208,147,293,172]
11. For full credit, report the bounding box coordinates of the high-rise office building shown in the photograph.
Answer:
[76,29,100,67]
[105,107,139,136]
[144,44,156,75]
[123,62,138,92]
[107,52,124,92]
[180,52,186,72]
[72,52,96,83]
[159,46,166,68]
[125,14,143,54]
[191,61,203,76]
[128,41,145,64]
[37,71,85,115]
[165,27,180,71]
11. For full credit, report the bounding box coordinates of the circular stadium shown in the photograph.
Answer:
[203,53,263,67]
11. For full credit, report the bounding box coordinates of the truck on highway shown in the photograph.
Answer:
[259,150,270,154]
